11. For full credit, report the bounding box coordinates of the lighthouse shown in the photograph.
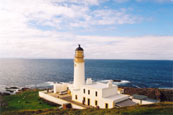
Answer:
[73,44,85,89]
[43,45,136,109]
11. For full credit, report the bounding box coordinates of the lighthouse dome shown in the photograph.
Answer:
[76,44,83,51]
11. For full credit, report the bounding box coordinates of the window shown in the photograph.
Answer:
[95,100,98,106]
[88,90,90,95]
[75,95,78,100]
[105,103,108,109]
[83,89,85,94]
[95,91,97,97]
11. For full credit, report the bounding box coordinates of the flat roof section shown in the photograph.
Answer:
[132,94,148,100]
[116,99,137,107]
[105,94,129,102]
[83,82,116,89]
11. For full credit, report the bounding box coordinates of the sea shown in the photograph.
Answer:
[0,59,172,92]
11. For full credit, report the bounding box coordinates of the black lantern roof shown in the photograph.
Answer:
[75,44,83,51]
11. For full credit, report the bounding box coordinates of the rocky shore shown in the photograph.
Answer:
[0,87,30,96]
[120,86,173,101]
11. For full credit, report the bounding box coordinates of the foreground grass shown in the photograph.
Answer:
[1,89,57,113]
[1,90,173,115]
[44,102,173,115]
[2,102,173,115]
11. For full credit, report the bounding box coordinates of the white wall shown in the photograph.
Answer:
[39,91,85,109]
[73,62,85,89]
[142,99,159,104]
[39,91,67,105]
[114,95,129,103]
[132,98,159,105]
[53,83,68,93]
[102,86,118,98]
[72,87,114,109]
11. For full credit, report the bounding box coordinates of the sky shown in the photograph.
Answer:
[0,0,173,60]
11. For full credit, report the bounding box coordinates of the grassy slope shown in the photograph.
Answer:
[1,89,57,113]
[43,102,173,115]
[2,102,173,115]
[1,90,173,115]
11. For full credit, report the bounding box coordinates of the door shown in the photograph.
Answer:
[83,97,85,105]
[88,98,90,106]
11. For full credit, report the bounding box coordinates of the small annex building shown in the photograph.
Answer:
[131,94,159,105]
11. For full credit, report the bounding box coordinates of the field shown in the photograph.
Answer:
[0,89,173,115]
[0,89,57,114]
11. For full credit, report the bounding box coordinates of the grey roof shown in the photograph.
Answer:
[116,99,136,107]
[132,94,148,100]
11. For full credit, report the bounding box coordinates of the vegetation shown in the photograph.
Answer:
[0,89,57,114]
[0,89,173,115]
[1,102,173,115]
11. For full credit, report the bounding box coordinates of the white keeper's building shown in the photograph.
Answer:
[51,45,136,109]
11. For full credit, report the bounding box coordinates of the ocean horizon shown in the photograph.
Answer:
[0,59,172,92]
[1,58,172,61]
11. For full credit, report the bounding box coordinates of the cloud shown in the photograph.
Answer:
[0,0,86,30]
[114,0,130,3]
[114,0,172,3]
[136,0,172,3]
[76,36,173,59]
[0,0,172,60]
[52,0,100,5]
[0,31,172,60]
[0,0,142,32]
[92,9,141,25]
[70,8,142,28]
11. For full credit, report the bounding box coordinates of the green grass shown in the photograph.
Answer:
[21,102,172,115]
[50,103,173,115]
[1,89,57,113]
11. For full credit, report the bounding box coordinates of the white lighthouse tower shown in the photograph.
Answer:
[73,44,85,89]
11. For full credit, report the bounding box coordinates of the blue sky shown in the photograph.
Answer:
[0,0,172,59]
[32,0,173,36]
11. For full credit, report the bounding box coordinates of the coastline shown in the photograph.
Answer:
[120,86,173,101]
[1,86,173,101]
[0,88,173,115]
[1,78,173,95]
